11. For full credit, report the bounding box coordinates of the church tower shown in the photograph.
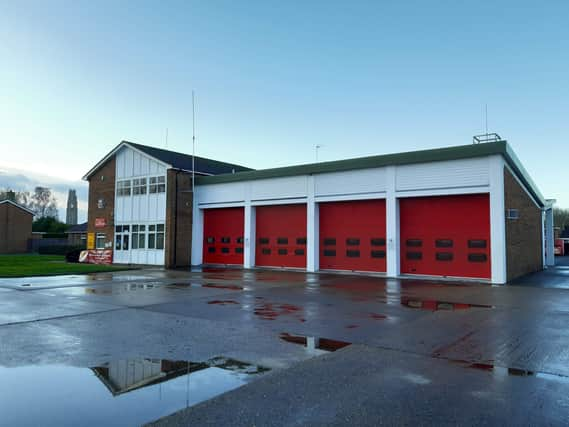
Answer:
[66,189,78,225]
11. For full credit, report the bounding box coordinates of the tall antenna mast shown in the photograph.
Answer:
[485,103,488,136]
[192,90,196,194]
[165,128,169,149]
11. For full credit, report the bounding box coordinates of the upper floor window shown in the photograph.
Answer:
[133,178,147,195]
[117,180,131,196]
[149,176,166,194]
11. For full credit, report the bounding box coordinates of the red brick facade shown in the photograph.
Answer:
[0,202,33,254]
[504,168,543,281]
[87,157,116,251]
[165,170,193,268]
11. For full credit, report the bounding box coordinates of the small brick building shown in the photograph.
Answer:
[0,200,34,254]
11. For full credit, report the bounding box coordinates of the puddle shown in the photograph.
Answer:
[166,282,245,291]
[401,298,494,311]
[254,302,303,321]
[370,313,387,320]
[450,360,569,383]
[279,332,351,352]
[202,283,244,291]
[0,356,268,427]
[207,300,240,305]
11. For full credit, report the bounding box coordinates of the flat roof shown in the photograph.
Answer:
[195,141,545,207]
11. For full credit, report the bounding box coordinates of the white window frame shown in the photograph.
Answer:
[117,180,132,197]
[133,178,147,195]
[149,176,166,194]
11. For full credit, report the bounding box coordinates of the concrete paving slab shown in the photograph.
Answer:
[148,345,569,427]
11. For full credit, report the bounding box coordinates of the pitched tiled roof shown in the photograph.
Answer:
[126,142,253,175]
[83,141,253,180]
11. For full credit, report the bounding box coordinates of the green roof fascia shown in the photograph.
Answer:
[196,141,545,207]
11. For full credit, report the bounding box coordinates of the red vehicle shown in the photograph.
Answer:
[554,239,565,256]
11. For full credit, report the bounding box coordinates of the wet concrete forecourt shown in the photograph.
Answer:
[1,259,569,426]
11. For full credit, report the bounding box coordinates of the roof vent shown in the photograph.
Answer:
[473,133,502,144]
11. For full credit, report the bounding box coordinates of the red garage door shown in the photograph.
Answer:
[319,200,387,272]
[400,194,490,279]
[203,207,244,265]
[255,204,307,268]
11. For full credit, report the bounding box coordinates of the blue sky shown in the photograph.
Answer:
[1,0,568,216]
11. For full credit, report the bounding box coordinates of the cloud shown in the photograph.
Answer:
[0,165,88,223]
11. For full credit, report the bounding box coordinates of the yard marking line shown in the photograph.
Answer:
[0,307,130,327]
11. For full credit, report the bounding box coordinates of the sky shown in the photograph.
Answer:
[0,0,568,217]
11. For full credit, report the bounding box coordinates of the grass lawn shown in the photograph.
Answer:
[0,254,133,278]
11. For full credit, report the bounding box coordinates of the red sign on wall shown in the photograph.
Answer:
[95,218,107,228]
[84,249,113,265]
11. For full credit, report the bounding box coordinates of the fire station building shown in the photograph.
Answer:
[85,139,554,284]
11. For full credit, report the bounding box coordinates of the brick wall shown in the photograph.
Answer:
[87,157,116,250]
[165,170,193,268]
[0,204,33,254]
[504,168,543,281]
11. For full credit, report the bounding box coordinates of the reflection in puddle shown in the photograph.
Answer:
[401,298,494,311]
[202,283,244,291]
[0,357,268,427]
[84,283,163,295]
[279,332,351,353]
[451,360,569,382]
[208,300,240,305]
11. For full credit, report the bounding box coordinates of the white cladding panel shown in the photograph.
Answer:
[116,146,167,179]
[396,158,490,192]
[315,168,387,197]
[250,176,308,201]
[114,146,167,265]
[198,182,247,205]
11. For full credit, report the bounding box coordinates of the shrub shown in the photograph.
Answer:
[38,245,83,256]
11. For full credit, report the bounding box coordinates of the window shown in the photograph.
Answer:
[323,249,336,257]
[346,238,360,246]
[468,239,487,249]
[371,238,386,246]
[96,233,106,249]
[436,252,453,261]
[346,250,360,257]
[468,253,487,262]
[149,176,166,193]
[117,180,131,196]
[406,239,422,247]
[371,250,386,258]
[436,239,453,248]
[148,225,155,249]
[148,224,165,250]
[156,224,165,249]
[277,237,288,245]
[133,178,147,195]
[132,225,146,249]
[221,237,231,243]
[323,238,336,246]
[258,237,269,245]
[506,208,519,220]
[278,249,288,255]
[406,251,422,260]
[296,237,307,245]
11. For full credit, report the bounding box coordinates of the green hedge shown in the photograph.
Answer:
[38,245,84,255]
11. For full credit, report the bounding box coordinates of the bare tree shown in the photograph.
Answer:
[31,186,58,219]
[554,208,569,231]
